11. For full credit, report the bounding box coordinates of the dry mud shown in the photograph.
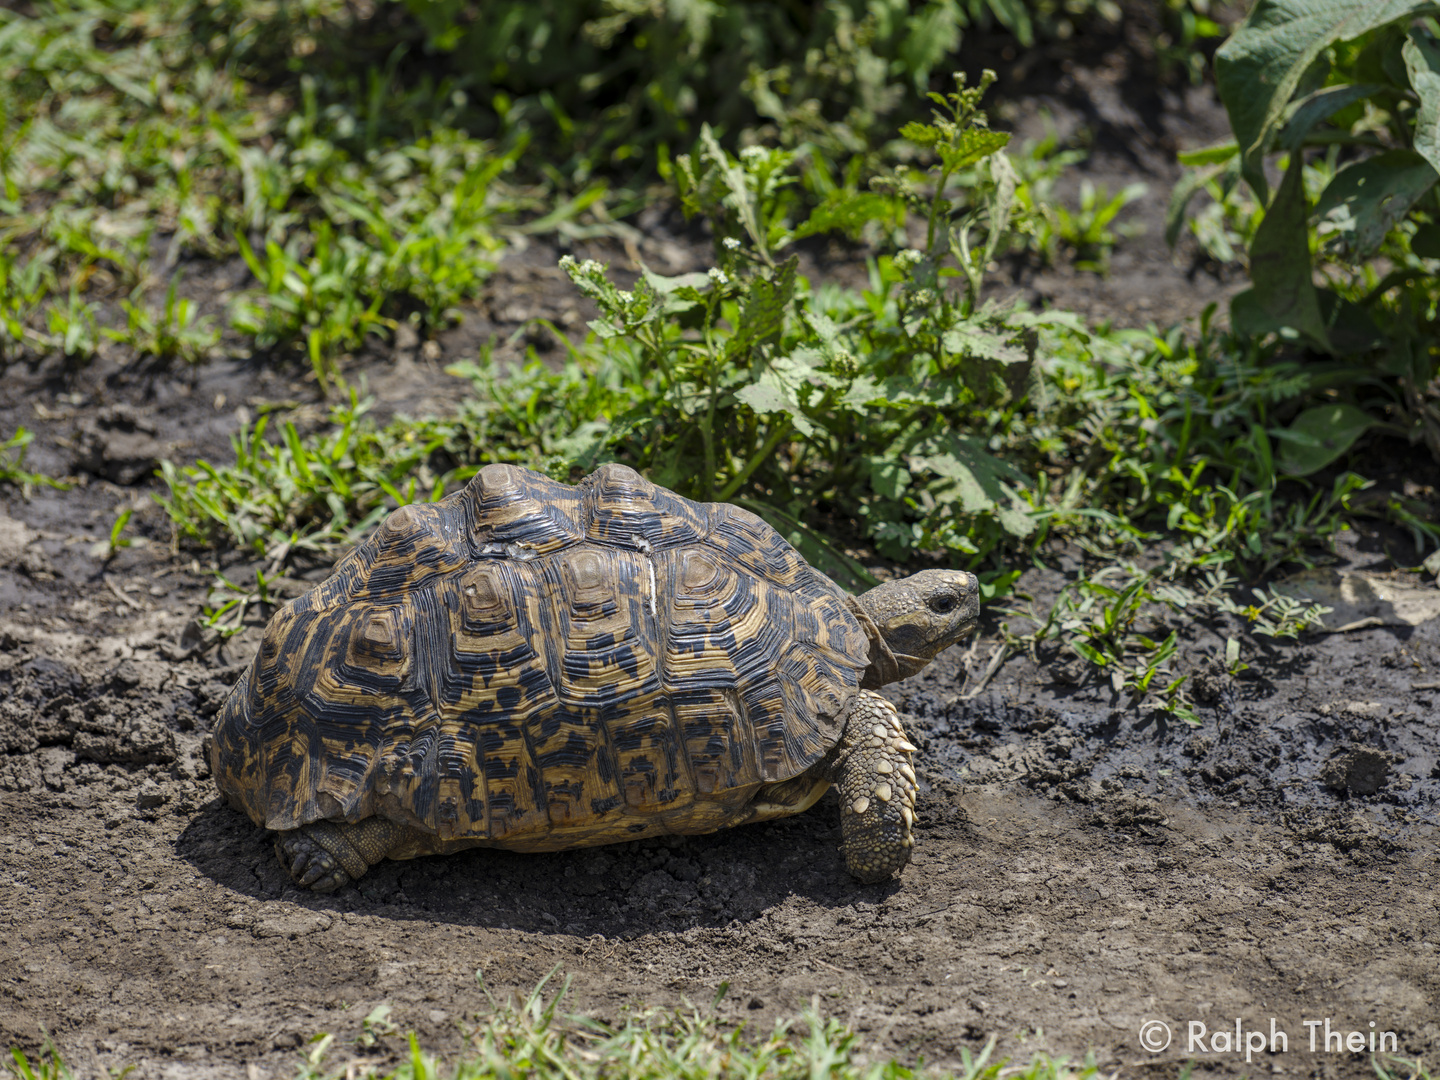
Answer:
[2,19,1439,1079]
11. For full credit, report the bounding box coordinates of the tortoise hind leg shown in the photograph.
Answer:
[274,817,406,892]
[836,690,919,883]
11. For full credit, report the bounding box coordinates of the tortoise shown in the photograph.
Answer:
[212,463,978,891]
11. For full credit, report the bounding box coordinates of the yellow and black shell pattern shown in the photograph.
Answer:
[212,463,873,851]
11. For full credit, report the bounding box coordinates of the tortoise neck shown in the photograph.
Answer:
[846,597,927,689]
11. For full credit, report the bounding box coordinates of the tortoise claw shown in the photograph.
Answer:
[275,832,351,893]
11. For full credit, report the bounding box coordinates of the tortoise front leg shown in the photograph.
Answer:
[836,690,919,883]
[274,817,405,892]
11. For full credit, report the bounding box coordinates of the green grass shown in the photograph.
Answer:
[0,0,513,385]
[0,428,67,497]
[9,972,1435,1080]
[0,973,1104,1080]
[0,0,1210,388]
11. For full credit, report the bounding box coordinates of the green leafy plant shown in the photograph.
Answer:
[1000,557,1332,723]
[102,509,134,562]
[283,965,1080,1080]
[1039,179,1149,273]
[355,1003,399,1050]
[6,1038,77,1080]
[0,251,56,360]
[402,0,1129,194]
[1172,0,1440,463]
[105,277,219,366]
[0,3,509,385]
[200,570,274,639]
[156,392,453,564]
[44,284,100,364]
[1166,153,1262,264]
[1155,0,1229,84]
[537,73,1061,580]
[227,124,509,388]
[231,226,396,391]
[0,428,66,496]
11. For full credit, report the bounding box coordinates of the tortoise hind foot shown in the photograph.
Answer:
[836,690,919,884]
[274,817,404,892]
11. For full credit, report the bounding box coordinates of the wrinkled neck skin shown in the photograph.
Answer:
[846,598,931,691]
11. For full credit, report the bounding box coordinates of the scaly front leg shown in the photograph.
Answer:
[835,690,919,883]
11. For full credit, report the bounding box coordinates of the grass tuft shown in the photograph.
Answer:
[286,970,1099,1080]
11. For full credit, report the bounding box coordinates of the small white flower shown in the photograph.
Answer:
[580,259,605,277]
[893,249,924,269]
[708,267,730,285]
[739,146,765,162]
[558,255,577,273]
[723,237,741,251]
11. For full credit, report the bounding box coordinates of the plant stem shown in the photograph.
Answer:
[717,420,791,502]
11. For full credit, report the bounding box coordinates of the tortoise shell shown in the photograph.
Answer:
[212,463,873,851]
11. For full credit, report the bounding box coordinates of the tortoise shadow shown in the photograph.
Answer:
[175,788,906,936]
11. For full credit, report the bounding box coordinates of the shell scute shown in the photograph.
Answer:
[468,462,583,558]
[355,501,470,600]
[582,462,709,550]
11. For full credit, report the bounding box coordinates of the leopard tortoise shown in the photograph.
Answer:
[212,463,978,891]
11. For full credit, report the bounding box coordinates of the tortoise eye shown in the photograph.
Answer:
[928,593,957,614]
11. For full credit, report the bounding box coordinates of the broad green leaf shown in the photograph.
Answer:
[866,457,911,500]
[733,376,814,436]
[909,434,1029,515]
[793,192,903,241]
[1412,221,1440,257]
[1177,142,1239,166]
[1244,153,1331,350]
[641,266,713,315]
[1166,162,1226,248]
[700,125,768,261]
[1313,149,1438,256]
[770,350,839,390]
[942,324,1026,364]
[937,129,1011,173]
[728,257,797,360]
[839,375,886,410]
[987,151,1019,253]
[1278,83,1387,149]
[997,503,1037,537]
[1404,30,1440,174]
[801,309,856,371]
[899,121,941,148]
[1214,0,1439,200]
[1004,309,1090,337]
[641,267,713,295]
[1317,290,1385,353]
[1274,403,1376,474]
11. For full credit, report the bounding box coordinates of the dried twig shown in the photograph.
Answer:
[105,575,144,611]
[960,641,1011,700]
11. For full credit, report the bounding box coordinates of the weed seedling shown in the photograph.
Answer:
[106,277,218,366]
[0,429,66,497]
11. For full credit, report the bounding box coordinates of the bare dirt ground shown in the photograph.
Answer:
[2,15,1438,1080]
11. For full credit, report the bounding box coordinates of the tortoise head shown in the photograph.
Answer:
[852,569,979,687]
